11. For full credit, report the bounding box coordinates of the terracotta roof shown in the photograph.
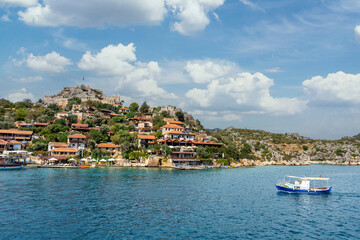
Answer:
[8,141,21,145]
[50,148,78,153]
[71,124,88,128]
[160,124,184,129]
[49,142,68,147]
[68,134,86,139]
[168,120,184,125]
[0,129,33,135]
[137,134,156,140]
[165,131,195,135]
[34,123,49,126]
[121,107,130,110]
[96,143,119,148]
[0,139,7,145]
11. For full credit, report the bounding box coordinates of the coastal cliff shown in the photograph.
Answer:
[211,127,360,166]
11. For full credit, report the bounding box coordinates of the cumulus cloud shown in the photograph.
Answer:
[303,71,360,104]
[0,0,38,7]
[78,43,177,102]
[185,62,307,115]
[16,0,223,35]
[166,0,225,35]
[355,25,360,43]
[6,88,35,103]
[23,51,72,73]
[11,49,72,74]
[185,60,237,84]
[18,0,166,28]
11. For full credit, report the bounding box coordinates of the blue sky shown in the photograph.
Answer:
[1,0,360,139]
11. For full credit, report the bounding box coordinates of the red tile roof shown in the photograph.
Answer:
[96,143,119,148]
[137,134,156,140]
[49,142,68,147]
[68,134,86,139]
[160,124,184,129]
[0,129,33,135]
[168,120,184,125]
[50,148,78,153]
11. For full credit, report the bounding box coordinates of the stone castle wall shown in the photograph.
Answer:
[43,85,121,106]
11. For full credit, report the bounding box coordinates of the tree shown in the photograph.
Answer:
[65,97,82,111]
[175,111,185,122]
[129,102,139,112]
[87,139,96,150]
[100,124,110,135]
[26,108,44,121]
[89,129,102,143]
[16,108,28,121]
[139,101,150,113]
[47,103,60,112]
[36,115,49,123]
[66,114,78,125]
[152,115,166,131]
[57,132,69,142]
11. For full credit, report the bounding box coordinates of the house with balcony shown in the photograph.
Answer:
[137,134,156,149]
[50,148,79,156]
[170,147,198,166]
[95,143,120,154]
[48,142,68,152]
[67,134,87,150]
[160,124,184,135]
[137,121,153,133]
[163,131,195,140]
[0,129,33,142]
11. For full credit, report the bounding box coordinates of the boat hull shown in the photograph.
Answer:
[0,164,25,170]
[276,185,332,194]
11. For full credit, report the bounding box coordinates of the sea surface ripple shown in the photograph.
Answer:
[0,165,359,239]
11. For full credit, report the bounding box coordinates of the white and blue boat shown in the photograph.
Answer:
[276,176,331,194]
[0,155,27,170]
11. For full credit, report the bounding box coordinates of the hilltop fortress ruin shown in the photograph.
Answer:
[43,85,121,107]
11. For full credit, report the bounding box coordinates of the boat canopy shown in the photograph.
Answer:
[285,175,330,181]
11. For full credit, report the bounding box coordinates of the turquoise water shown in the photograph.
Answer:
[1,165,359,239]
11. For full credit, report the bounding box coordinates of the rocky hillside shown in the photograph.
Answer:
[211,127,360,165]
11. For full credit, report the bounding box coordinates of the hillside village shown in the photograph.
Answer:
[1,84,360,167]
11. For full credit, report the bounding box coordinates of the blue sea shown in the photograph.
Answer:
[1,165,359,239]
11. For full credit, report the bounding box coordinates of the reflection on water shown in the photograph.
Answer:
[0,165,359,239]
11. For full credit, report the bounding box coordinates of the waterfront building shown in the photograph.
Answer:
[48,142,68,152]
[50,148,79,156]
[0,129,33,142]
[137,134,156,149]
[95,143,120,154]
[163,131,195,140]
[160,124,184,135]
[67,134,87,150]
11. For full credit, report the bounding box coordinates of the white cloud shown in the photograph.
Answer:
[303,71,360,104]
[185,63,307,115]
[190,110,242,122]
[355,25,360,43]
[18,0,166,28]
[185,60,237,83]
[78,43,178,102]
[1,14,10,22]
[25,51,72,73]
[265,67,283,73]
[239,0,263,11]
[13,76,43,83]
[0,0,38,7]
[166,0,225,35]
[16,0,224,35]
[78,43,136,75]
[6,88,35,103]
